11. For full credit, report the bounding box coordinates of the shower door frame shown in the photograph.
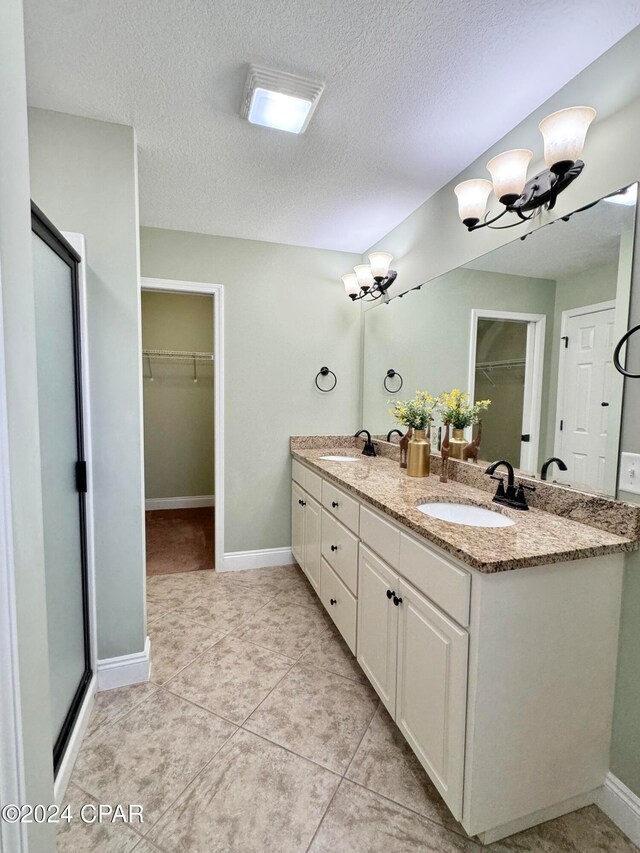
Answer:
[31,205,97,787]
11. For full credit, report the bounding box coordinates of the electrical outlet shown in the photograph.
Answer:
[619,452,640,495]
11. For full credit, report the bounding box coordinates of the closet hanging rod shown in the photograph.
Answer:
[142,348,213,361]
[475,358,525,371]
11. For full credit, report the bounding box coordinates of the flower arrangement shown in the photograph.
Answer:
[439,389,491,429]
[389,391,440,430]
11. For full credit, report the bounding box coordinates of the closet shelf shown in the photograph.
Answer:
[142,348,213,362]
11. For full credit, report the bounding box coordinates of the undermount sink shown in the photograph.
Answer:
[320,455,360,462]
[417,502,515,528]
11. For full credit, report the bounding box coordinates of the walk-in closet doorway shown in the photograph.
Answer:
[140,279,224,576]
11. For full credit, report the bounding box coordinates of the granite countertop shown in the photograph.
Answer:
[292,447,638,573]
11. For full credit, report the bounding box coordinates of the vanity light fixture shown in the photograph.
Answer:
[240,65,324,134]
[341,252,397,301]
[455,106,596,232]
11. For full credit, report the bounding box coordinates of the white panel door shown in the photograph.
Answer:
[556,304,616,493]
[357,545,399,715]
[291,481,305,566]
[303,495,321,592]
[396,579,468,820]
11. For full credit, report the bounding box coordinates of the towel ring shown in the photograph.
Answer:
[614,325,640,378]
[384,369,403,393]
[315,366,337,392]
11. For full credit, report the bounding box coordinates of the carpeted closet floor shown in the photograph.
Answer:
[145,507,214,574]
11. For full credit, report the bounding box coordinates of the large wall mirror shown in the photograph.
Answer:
[362,183,637,497]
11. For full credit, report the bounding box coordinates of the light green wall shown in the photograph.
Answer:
[142,291,214,499]
[140,227,362,552]
[28,108,145,660]
[365,30,640,797]
[362,267,556,467]
[0,3,55,849]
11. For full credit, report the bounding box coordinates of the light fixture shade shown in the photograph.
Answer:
[454,179,493,225]
[539,106,596,171]
[342,273,360,297]
[486,149,533,205]
[368,252,393,279]
[354,264,374,291]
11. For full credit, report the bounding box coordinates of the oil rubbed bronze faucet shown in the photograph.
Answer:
[485,459,535,511]
[540,456,567,481]
[386,429,404,443]
[355,429,376,457]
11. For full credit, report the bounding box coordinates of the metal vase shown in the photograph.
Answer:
[407,428,430,477]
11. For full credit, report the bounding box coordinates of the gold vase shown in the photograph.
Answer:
[407,428,430,477]
[449,428,466,460]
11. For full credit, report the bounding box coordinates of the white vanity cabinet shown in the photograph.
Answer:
[291,458,625,843]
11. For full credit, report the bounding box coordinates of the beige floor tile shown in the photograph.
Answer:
[146,570,213,606]
[56,782,142,853]
[165,635,295,723]
[244,662,377,773]
[346,704,466,833]
[488,804,639,852]
[299,626,368,682]
[71,689,236,832]
[146,599,168,624]
[173,583,267,633]
[148,610,225,684]
[309,779,478,852]
[131,840,162,853]
[86,683,159,740]
[232,599,330,658]
[148,728,339,853]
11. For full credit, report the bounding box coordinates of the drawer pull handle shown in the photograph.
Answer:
[393,595,403,607]
[331,545,338,552]
[386,589,395,599]
[332,501,339,508]
[330,598,337,605]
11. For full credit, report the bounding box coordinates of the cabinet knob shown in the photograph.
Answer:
[331,545,338,552]
[301,500,306,507]
[386,589,395,599]
[330,598,337,606]
[332,501,339,508]
[393,595,403,606]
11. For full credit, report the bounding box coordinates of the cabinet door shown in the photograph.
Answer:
[396,579,468,820]
[291,481,305,567]
[357,545,399,716]
[303,495,321,591]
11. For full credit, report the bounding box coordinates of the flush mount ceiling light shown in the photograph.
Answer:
[455,106,596,232]
[240,65,324,134]
[341,252,397,301]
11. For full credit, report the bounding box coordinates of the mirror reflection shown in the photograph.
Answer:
[362,183,637,496]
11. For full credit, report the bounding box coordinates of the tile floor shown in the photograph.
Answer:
[60,565,638,852]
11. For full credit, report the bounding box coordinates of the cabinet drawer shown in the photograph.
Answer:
[399,533,470,627]
[320,558,357,654]
[292,459,323,502]
[321,510,358,595]
[360,506,400,568]
[322,480,359,534]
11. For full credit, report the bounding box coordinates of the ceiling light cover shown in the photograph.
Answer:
[486,149,533,204]
[368,252,393,279]
[454,179,493,225]
[539,106,596,170]
[342,273,360,297]
[241,65,324,134]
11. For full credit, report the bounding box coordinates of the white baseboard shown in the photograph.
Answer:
[97,636,151,691]
[220,547,295,572]
[145,495,214,510]
[54,674,96,805]
[597,772,640,847]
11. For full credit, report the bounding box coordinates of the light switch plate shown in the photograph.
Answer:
[619,452,640,495]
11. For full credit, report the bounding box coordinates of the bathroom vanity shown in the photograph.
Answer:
[290,441,638,844]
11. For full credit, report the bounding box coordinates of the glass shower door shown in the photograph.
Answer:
[31,205,91,774]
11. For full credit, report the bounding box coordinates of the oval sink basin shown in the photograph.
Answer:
[417,502,515,528]
[320,455,360,462]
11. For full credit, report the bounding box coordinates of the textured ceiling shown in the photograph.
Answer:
[23,0,640,252]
